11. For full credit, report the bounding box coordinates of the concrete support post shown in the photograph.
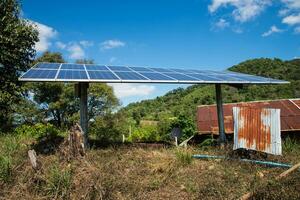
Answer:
[79,82,89,147]
[215,84,226,144]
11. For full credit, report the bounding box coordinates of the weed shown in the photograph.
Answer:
[0,155,12,183]
[283,137,300,153]
[45,164,72,199]
[175,150,193,166]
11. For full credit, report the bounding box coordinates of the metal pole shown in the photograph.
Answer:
[215,84,226,144]
[79,82,89,146]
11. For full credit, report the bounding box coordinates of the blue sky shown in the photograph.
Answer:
[22,0,300,106]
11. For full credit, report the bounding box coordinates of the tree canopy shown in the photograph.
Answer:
[0,0,38,131]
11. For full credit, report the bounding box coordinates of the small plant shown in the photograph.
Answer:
[0,155,12,183]
[45,164,72,198]
[175,150,193,166]
[283,137,300,152]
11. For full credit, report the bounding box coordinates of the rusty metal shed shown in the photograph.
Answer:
[197,99,300,135]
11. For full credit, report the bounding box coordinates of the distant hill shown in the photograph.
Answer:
[119,58,300,122]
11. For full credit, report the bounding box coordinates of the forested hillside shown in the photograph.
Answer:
[119,58,300,122]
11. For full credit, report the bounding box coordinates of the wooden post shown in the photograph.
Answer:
[215,84,226,144]
[79,82,89,147]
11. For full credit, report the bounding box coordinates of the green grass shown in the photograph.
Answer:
[45,164,72,199]
[175,149,193,166]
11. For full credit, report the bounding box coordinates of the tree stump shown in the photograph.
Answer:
[68,123,86,157]
[60,123,86,160]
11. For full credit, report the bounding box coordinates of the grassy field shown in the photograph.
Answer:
[1,134,300,200]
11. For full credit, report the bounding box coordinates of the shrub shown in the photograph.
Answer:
[14,123,61,140]
[90,113,127,143]
[127,125,161,142]
[170,115,196,143]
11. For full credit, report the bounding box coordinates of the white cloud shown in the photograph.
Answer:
[55,41,66,49]
[262,25,284,37]
[55,40,94,59]
[79,40,94,47]
[67,43,85,59]
[295,26,300,33]
[282,14,300,25]
[108,83,155,98]
[208,0,271,22]
[281,0,300,10]
[31,21,57,52]
[100,39,126,50]
[215,18,230,29]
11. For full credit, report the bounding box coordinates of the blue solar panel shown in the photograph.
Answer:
[57,70,88,79]
[35,63,60,69]
[129,67,153,72]
[85,65,108,71]
[19,62,289,84]
[212,75,244,81]
[163,73,199,81]
[185,73,223,81]
[88,71,119,80]
[61,64,85,70]
[114,71,148,80]
[139,72,175,80]
[150,68,174,73]
[107,66,132,71]
[22,69,57,79]
[170,69,193,73]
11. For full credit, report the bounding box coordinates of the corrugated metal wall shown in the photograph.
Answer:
[197,99,300,135]
[233,107,282,155]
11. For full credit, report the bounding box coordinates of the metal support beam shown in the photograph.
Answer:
[79,82,89,147]
[215,84,226,144]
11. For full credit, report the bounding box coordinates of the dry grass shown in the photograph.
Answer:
[1,136,300,200]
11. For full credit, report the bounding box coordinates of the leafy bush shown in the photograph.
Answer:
[90,113,128,143]
[14,123,61,140]
[127,125,161,142]
[170,115,196,143]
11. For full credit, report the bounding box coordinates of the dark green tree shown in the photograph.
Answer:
[0,0,38,130]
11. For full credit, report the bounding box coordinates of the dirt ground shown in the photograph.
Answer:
[1,138,300,200]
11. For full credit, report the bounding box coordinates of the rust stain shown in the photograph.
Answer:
[237,107,271,152]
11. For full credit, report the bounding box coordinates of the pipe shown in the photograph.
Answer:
[192,154,296,170]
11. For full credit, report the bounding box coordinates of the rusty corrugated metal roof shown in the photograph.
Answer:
[197,98,300,135]
[233,107,282,155]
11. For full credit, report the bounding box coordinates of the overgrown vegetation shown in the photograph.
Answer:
[1,131,300,199]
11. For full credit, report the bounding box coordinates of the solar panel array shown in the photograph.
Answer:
[19,62,289,84]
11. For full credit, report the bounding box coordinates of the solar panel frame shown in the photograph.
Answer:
[19,62,290,84]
